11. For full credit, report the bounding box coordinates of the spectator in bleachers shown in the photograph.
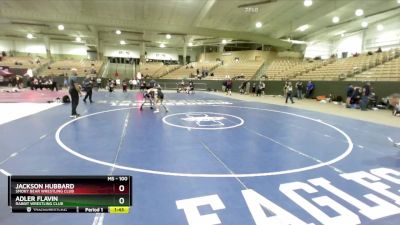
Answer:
[305,81,315,98]
[346,84,354,108]
[296,81,303,100]
[376,47,382,53]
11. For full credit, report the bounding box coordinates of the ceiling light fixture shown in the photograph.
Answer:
[332,16,340,23]
[27,33,34,39]
[58,24,64,31]
[361,21,368,28]
[116,30,122,35]
[304,0,313,7]
[377,24,384,31]
[75,36,82,42]
[166,34,171,39]
[222,39,227,44]
[398,0,400,4]
[297,24,309,32]
[355,9,364,16]
[255,22,262,28]
[120,40,126,45]
[160,43,166,48]
[188,42,193,47]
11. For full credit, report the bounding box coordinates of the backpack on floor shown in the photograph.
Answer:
[62,95,70,103]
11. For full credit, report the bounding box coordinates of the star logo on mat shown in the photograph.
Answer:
[181,113,225,127]
[163,112,244,130]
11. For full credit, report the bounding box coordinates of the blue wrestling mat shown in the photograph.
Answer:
[0,91,399,225]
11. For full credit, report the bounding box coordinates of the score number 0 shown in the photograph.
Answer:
[118,184,125,204]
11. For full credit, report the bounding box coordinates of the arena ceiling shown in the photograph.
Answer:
[0,0,399,50]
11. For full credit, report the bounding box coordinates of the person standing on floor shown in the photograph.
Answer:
[226,78,233,95]
[296,80,303,100]
[346,84,354,108]
[360,82,371,111]
[283,81,288,98]
[306,80,315,98]
[83,75,94,103]
[245,81,250,95]
[252,82,256,96]
[260,81,266,95]
[96,77,102,90]
[69,69,81,118]
[285,82,295,104]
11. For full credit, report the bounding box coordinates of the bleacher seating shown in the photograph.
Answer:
[267,59,330,80]
[347,54,400,81]
[161,62,219,79]
[139,62,180,78]
[299,51,393,81]
[0,56,49,69]
[206,60,263,80]
[266,58,302,80]
[41,60,102,77]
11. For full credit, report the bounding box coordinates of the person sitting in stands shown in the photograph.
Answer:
[376,47,382,53]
